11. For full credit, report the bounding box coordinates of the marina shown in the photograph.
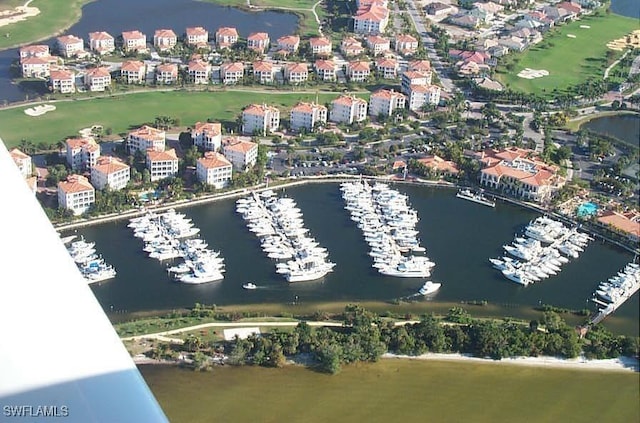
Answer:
[590,262,640,324]
[65,183,638,335]
[63,235,116,284]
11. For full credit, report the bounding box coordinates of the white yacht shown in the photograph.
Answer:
[418,281,441,295]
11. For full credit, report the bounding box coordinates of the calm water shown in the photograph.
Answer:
[67,184,638,333]
[0,0,298,102]
[611,0,640,19]
[582,114,640,146]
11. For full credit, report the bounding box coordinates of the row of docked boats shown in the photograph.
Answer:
[341,181,436,279]
[128,209,225,284]
[62,235,116,284]
[591,263,640,316]
[489,216,592,286]
[236,190,335,282]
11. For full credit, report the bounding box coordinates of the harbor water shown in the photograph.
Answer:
[66,183,639,335]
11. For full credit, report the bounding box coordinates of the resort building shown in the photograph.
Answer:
[365,35,390,56]
[220,62,244,84]
[88,31,115,55]
[10,148,32,177]
[375,57,399,79]
[186,27,209,48]
[56,35,84,58]
[276,35,300,53]
[128,126,166,154]
[353,2,389,34]
[155,63,178,84]
[21,57,50,78]
[146,148,179,181]
[340,37,365,57]
[247,32,270,53]
[120,60,146,84]
[478,147,565,202]
[188,59,211,84]
[84,67,112,92]
[416,155,460,176]
[314,59,336,81]
[284,62,308,84]
[192,122,222,151]
[330,95,368,124]
[57,175,95,216]
[394,34,419,55]
[121,30,147,53]
[242,104,280,135]
[197,152,233,189]
[215,27,238,49]
[368,89,406,117]
[48,69,75,93]
[153,29,177,52]
[90,156,130,191]
[252,61,275,84]
[66,137,100,171]
[290,102,328,132]
[597,210,640,243]
[346,60,371,82]
[309,36,332,56]
[19,45,50,61]
[222,137,259,171]
[406,84,441,111]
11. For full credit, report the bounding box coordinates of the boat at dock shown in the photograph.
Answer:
[456,188,496,208]
[590,262,639,321]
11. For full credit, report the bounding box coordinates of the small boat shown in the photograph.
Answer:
[456,188,496,208]
[418,281,441,295]
[243,282,257,290]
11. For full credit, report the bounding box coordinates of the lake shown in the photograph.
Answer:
[611,0,640,19]
[66,183,639,335]
[0,0,298,102]
[582,114,640,146]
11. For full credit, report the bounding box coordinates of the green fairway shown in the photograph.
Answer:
[496,13,638,95]
[0,90,351,148]
[0,0,89,51]
[141,360,640,423]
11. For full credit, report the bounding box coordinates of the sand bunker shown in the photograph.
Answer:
[0,3,40,28]
[567,34,576,38]
[607,29,640,51]
[24,104,56,116]
[517,68,549,79]
[79,125,103,137]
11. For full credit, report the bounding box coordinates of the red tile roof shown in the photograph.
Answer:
[198,151,232,169]
[193,122,221,137]
[121,60,145,72]
[147,148,177,162]
[58,174,94,193]
[93,156,129,174]
[223,138,257,154]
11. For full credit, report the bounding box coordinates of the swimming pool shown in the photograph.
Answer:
[576,202,598,218]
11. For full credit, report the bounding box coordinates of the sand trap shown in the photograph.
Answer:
[567,34,576,38]
[580,25,590,29]
[607,29,640,51]
[0,2,40,28]
[24,104,56,116]
[517,68,549,79]
[79,125,103,137]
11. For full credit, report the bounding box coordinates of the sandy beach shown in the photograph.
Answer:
[383,352,639,372]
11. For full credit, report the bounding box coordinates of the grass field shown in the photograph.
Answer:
[0,0,89,51]
[0,90,351,147]
[496,13,638,95]
[141,359,640,423]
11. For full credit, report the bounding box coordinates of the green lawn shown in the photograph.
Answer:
[496,13,638,95]
[141,359,640,423]
[0,0,90,51]
[0,90,351,147]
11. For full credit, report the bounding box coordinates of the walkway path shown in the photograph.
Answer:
[604,50,629,79]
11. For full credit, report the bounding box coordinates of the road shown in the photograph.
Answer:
[403,0,455,93]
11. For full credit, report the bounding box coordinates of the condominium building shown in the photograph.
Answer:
[192,122,222,151]
[120,60,146,84]
[220,62,244,84]
[215,27,239,49]
[369,89,406,117]
[91,156,130,190]
[128,126,166,154]
[375,57,399,79]
[21,57,50,78]
[314,59,336,81]
[222,137,259,170]
[155,63,178,84]
[346,60,371,82]
[56,35,84,58]
[9,148,32,177]
[58,175,95,215]
[84,67,112,92]
[353,3,389,34]
[121,30,147,52]
[89,31,115,54]
[247,32,270,53]
[186,27,209,48]
[19,45,50,61]
[252,61,275,84]
[188,59,211,84]
[242,104,280,135]
[330,95,368,124]
[65,137,100,171]
[153,29,177,52]
[401,70,432,93]
[394,34,419,54]
[406,84,441,111]
[309,36,332,56]
[197,152,233,189]
[365,35,390,55]
[284,62,308,84]
[341,37,364,57]
[146,148,179,181]
[48,69,75,93]
[276,35,300,53]
[290,102,328,132]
